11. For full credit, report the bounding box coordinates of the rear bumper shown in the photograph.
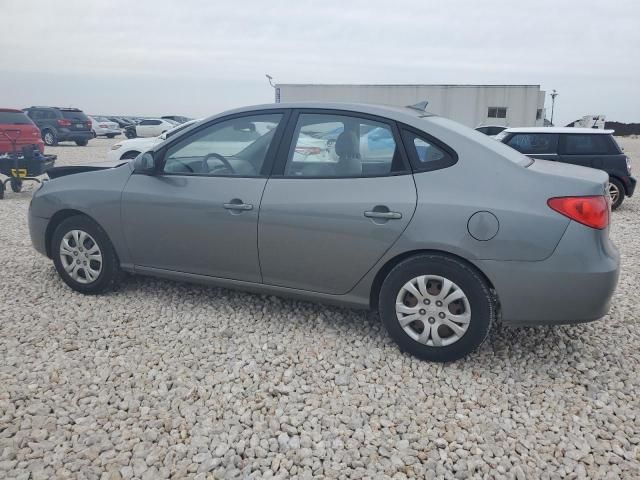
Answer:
[477,222,620,326]
[57,129,93,142]
[622,175,636,197]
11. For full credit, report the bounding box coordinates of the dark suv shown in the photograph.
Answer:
[497,127,635,209]
[23,107,93,147]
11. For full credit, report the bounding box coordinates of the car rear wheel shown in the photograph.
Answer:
[379,254,494,362]
[106,134,116,138]
[75,139,89,146]
[608,178,624,210]
[10,178,22,193]
[43,129,57,146]
[51,215,121,294]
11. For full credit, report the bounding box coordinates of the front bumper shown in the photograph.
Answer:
[28,208,49,257]
[623,175,636,197]
[477,222,620,326]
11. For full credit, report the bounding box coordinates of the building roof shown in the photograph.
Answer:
[276,83,541,88]
[504,127,614,134]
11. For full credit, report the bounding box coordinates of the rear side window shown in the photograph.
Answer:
[507,133,558,154]
[0,111,33,125]
[560,134,619,155]
[61,110,89,121]
[401,130,456,172]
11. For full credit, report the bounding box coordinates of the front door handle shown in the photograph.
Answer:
[224,201,253,211]
[364,210,402,220]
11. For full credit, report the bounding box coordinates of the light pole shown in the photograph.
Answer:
[550,89,558,126]
[265,74,279,103]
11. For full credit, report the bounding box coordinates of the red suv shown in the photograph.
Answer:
[0,109,44,154]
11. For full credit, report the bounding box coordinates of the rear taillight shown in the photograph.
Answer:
[626,156,632,174]
[57,119,72,126]
[547,196,609,230]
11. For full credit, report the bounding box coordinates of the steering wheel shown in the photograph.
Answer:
[202,153,235,175]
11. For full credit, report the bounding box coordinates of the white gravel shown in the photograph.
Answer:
[0,137,639,479]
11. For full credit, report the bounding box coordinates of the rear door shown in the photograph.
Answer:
[258,110,417,295]
[505,133,559,161]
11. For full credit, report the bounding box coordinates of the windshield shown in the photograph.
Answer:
[0,111,33,125]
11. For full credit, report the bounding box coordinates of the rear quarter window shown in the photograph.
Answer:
[560,134,619,155]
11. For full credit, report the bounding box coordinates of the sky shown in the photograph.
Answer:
[1,0,638,126]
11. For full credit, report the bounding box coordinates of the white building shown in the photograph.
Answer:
[275,84,546,128]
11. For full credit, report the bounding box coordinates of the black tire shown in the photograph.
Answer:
[609,178,624,210]
[42,129,58,146]
[51,215,121,294]
[0,181,4,199]
[10,177,22,193]
[120,150,141,160]
[125,129,136,139]
[378,254,494,362]
[106,134,116,139]
[91,130,97,138]
[75,139,89,146]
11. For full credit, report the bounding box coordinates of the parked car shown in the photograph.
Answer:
[124,118,176,139]
[108,117,135,128]
[89,116,121,138]
[107,120,198,161]
[29,103,619,362]
[475,125,507,136]
[0,108,44,154]
[162,115,192,124]
[23,107,92,146]
[496,127,635,209]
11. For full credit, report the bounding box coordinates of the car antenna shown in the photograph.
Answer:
[406,100,429,112]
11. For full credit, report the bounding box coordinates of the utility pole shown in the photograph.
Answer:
[550,89,558,126]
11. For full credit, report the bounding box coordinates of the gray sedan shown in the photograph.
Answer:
[28,103,619,361]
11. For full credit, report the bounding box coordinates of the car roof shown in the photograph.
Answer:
[504,127,614,134]
[200,102,436,125]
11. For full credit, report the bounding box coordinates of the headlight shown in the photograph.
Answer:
[111,144,122,151]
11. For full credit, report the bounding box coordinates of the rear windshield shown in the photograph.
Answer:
[0,111,34,125]
[61,110,89,121]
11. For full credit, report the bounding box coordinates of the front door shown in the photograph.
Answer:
[258,111,417,295]
[121,112,285,282]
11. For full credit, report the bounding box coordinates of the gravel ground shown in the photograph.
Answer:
[1,137,639,479]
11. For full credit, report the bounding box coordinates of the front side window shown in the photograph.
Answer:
[162,113,282,177]
[284,113,404,177]
[507,133,558,154]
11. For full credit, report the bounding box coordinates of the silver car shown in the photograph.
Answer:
[28,103,620,362]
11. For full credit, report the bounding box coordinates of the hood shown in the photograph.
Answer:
[46,159,129,179]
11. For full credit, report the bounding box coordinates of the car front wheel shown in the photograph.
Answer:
[51,215,121,294]
[608,178,624,210]
[379,254,494,362]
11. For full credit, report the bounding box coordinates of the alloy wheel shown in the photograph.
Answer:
[608,182,620,206]
[59,230,103,284]
[395,275,471,347]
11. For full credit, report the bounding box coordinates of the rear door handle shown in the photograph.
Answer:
[224,202,253,211]
[364,210,402,220]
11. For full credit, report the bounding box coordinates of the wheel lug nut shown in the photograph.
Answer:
[419,309,426,315]
[423,299,430,305]
[428,317,435,324]
[436,301,443,307]
[439,312,446,319]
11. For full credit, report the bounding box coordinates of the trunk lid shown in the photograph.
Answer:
[526,158,609,196]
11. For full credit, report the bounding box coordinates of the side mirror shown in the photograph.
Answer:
[133,152,156,174]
